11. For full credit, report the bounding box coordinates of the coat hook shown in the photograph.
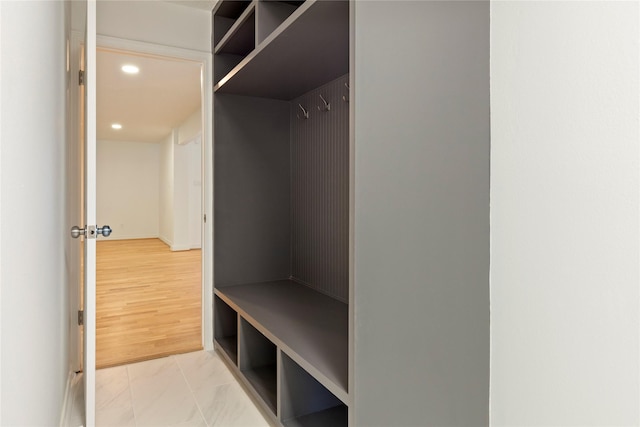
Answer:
[297,104,309,119]
[317,94,330,112]
[343,82,349,102]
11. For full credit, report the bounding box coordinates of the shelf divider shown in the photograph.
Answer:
[214,1,256,55]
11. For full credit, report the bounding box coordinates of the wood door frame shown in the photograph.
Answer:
[69,28,85,374]
[95,35,214,351]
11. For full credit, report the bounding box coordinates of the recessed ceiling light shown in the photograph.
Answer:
[121,64,139,74]
[111,123,122,130]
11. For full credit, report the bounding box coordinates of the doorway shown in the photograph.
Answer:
[95,45,207,368]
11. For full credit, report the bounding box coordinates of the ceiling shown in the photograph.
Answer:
[97,48,202,143]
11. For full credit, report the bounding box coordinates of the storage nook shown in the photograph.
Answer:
[212,1,491,426]
[212,0,350,425]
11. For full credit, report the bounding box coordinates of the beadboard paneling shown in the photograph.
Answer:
[290,75,350,303]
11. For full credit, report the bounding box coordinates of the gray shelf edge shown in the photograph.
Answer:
[214,287,350,405]
[214,0,257,55]
[213,0,317,91]
[214,346,281,427]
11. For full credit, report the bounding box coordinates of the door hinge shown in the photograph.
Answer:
[79,70,85,86]
[78,310,84,326]
[204,214,207,223]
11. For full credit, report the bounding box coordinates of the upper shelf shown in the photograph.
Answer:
[214,0,349,100]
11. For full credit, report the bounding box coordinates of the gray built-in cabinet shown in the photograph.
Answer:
[212,1,490,426]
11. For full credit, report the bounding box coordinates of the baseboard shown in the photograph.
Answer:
[103,233,159,241]
[190,244,202,250]
[171,244,191,252]
[59,370,76,427]
[158,235,173,248]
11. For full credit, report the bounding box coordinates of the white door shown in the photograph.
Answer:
[84,1,97,425]
[70,1,98,425]
[84,1,98,425]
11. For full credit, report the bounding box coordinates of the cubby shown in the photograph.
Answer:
[213,0,252,46]
[239,319,278,414]
[214,3,255,56]
[212,0,256,86]
[280,353,347,427]
[256,1,304,44]
[213,296,238,366]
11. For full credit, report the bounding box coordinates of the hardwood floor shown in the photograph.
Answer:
[96,238,202,369]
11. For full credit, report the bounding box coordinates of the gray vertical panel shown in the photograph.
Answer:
[354,2,489,426]
[214,94,291,286]
[290,75,349,303]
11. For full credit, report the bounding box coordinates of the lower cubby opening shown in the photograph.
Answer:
[280,353,348,427]
[215,280,348,399]
[214,295,238,365]
[239,319,278,414]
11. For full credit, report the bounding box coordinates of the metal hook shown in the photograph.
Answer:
[297,104,309,119]
[317,94,331,112]
[342,83,349,102]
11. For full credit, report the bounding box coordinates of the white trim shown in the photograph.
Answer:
[97,34,210,63]
[158,235,173,248]
[85,3,97,426]
[96,34,214,351]
[0,1,3,421]
[101,234,160,241]
[178,132,201,146]
[171,244,192,252]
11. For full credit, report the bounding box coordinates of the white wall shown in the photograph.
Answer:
[178,107,202,145]
[178,108,202,249]
[491,2,639,426]
[158,110,202,251]
[97,1,210,52]
[159,132,175,246]
[187,135,202,249]
[172,137,190,251]
[0,1,69,424]
[97,140,160,240]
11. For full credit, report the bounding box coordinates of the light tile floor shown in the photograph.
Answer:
[69,350,271,427]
